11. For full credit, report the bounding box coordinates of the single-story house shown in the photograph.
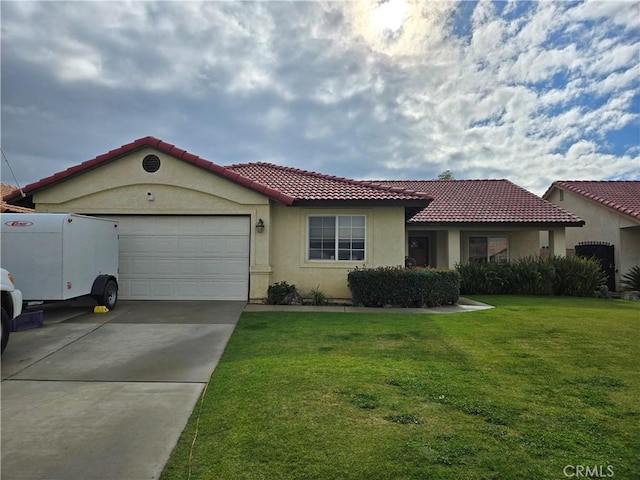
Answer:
[543,181,640,291]
[4,137,583,302]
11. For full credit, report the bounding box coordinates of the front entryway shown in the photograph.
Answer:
[575,241,616,291]
[408,235,430,267]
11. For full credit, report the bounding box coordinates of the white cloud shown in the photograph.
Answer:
[1,1,638,196]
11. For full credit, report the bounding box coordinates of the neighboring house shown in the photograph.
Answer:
[4,137,583,301]
[1,184,34,213]
[544,181,640,291]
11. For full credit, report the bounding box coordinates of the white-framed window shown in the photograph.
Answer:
[469,236,509,264]
[308,215,366,261]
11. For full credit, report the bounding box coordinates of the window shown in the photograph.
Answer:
[308,215,365,261]
[469,236,508,263]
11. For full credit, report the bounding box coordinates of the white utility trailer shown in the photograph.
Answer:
[1,213,119,309]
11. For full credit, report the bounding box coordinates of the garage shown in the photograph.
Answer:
[105,216,250,301]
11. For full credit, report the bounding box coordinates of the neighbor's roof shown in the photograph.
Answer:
[379,180,584,225]
[225,162,432,205]
[1,184,34,213]
[544,180,640,221]
[3,137,430,207]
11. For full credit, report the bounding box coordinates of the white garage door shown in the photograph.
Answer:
[107,216,250,300]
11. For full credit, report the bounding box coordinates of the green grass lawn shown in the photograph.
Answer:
[161,296,639,480]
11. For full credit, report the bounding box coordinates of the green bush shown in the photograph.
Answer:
[347,266,460,308]
[621,265,640,291]
[457,262,513,295]
[457,255,607,297]
[307,286,330,306]
[266,281,299,305]
[549,256,608,296]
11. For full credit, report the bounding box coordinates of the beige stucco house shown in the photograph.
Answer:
[4,137,583,302]
[544,181,640,291]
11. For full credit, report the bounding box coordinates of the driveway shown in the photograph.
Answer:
[1,299,244,480]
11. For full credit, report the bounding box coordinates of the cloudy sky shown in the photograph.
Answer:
[1,0,638,195]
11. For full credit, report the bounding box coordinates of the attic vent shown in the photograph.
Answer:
[142,155,161,173]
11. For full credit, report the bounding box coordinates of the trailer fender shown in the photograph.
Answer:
[91,275,119,309]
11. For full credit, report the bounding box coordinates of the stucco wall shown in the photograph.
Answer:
[31,148,273,301]
[33,148,269,213]
[268,204,406,300]
[547,188,640,288]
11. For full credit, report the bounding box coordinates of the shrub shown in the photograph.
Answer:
[621,266,640,291]
[266,281,300,305]
[510,256,555,296]
[307,286,330,306]
[347,266,460,308]
[549,255,608,297]
[457,255,607,297]
[457,262,513,295]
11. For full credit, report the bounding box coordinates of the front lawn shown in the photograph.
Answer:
[161,296,639,480]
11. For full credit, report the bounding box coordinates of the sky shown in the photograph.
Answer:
[1,0,638,196]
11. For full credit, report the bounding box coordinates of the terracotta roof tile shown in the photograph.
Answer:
[544,181,640,221]
[379,180,584,225]
[225,162,432,203]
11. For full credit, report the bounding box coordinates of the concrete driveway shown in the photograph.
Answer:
[1,299,244,480]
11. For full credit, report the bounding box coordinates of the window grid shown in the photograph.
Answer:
[308,215,365,261]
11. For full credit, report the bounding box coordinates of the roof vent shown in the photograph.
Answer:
[142,155,161,173]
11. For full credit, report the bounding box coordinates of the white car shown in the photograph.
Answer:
[1,267,23,353]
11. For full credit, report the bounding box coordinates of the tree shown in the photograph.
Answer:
[437,170,455,180]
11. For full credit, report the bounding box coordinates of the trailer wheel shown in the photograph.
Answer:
[1,308,10,354]
[97,280,118,310]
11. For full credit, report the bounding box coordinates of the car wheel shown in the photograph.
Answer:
[98,280,118,310]
[1,308,10,354]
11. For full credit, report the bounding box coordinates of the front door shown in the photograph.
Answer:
[408,235,429,267]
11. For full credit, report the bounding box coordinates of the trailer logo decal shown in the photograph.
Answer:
[4,220,34,227]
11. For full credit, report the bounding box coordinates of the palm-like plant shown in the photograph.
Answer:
[621,266,640,291]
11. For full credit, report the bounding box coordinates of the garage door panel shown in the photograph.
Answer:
[128,280,151,297]
[156,258,178,275]
[226,259,250,275]
[104,216,250,300]
[152,281,174,297]
[130,259,152,275]
[200,259,224,274]
[224,237,250,256]
[175,281,202,297]
[122,236,154,253]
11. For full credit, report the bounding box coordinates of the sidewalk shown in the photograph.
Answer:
[244,297,493,314]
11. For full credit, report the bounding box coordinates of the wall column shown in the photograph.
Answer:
[447,228,461,268]
[548,228,567,257]
[249,205,273,302]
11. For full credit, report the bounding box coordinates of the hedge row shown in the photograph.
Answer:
[347,267,460,308]
[456,255,607,297]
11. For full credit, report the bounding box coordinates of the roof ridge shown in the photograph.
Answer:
[3,137,296,206]
[377,179,508,182]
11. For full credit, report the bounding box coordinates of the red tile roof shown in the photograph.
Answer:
[544,181,640,221]
[1,184,34,213]
[3,137,430,207]
[379,180,584,225]
[0,136,585,225]
[225,162,432,204]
